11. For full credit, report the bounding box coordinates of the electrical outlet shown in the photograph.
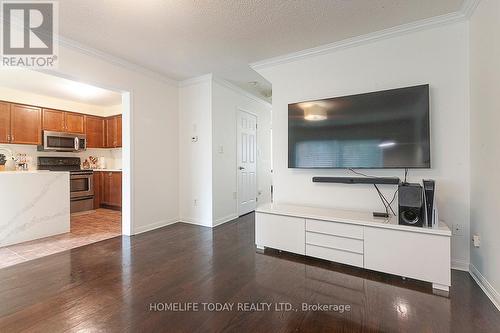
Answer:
[472,235,481,247]
[452,224,464,236]
[193,199,198,207]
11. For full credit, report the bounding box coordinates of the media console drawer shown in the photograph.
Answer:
[306,244,364,268]
[306,232,364,254]
[306,219,363,240]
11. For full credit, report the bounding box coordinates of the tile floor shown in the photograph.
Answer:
[0,209,121,269]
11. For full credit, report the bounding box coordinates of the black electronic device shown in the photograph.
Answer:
[423,179,437,228]
[373,212,390,218]
[312,176,400,185]
[398,183,424,227]
[288,84,430,169]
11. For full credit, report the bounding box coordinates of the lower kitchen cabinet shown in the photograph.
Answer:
[94,171,122,210]
[93,171,103,209]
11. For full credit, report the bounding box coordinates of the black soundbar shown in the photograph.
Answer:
[312,177,401,185]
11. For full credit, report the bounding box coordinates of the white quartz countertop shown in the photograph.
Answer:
[0,170,69,175]
[256,203,451,236]
[91,169,122,172]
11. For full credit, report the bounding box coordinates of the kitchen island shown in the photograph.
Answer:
[0,171,70,247]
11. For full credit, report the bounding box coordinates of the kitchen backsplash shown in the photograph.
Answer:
[0,144,122,170]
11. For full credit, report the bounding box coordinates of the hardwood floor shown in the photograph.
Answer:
[0,213,498,332]
[0,209,121,269]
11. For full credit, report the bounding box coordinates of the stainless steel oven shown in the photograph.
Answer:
[38,157,94,213]
[70,170,94,212]
[39,131,87,152]
[70,170,94,199]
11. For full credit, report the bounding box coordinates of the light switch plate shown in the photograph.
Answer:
[472,235,480,247]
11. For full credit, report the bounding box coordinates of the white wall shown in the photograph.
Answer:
[212,78,272,226]
[178,75,272,227]
[469,0,500,305]
[50,44,179,234]
[256,23,470,267]
[179,77,213,226]
[0,86,121,117]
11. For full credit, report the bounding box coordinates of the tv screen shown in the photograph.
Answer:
[288,84,430,169]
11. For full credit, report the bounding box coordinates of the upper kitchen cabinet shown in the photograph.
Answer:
[42,109,85,134]
[11,104,42,145]
[106,115,122,148]
[65,112,85,134]
[42,109,65,132]
[0,102,10,143]
[86,115,105,148]
[116,115,122,147]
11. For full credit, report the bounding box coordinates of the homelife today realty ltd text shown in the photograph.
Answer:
[149,302,352,313]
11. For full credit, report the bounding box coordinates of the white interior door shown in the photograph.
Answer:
[237,110,257,215]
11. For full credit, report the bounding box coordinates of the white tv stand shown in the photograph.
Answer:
[255,203,451,292]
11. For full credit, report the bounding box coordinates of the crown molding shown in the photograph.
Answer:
[178,74,213,87]
[179,74,271,107]
[212,75,272,108]
[461,0,481,18]
[251,1,481,71]
[58,36,179,87]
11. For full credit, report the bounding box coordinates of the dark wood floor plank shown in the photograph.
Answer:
[0,213,499,333]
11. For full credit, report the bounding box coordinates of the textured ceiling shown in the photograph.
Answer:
[58,0,464,100]
[0,69,122,106]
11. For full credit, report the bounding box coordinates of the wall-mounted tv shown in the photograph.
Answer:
[288,84,430,169]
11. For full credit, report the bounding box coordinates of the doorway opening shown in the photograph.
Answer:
[0,68,130,269]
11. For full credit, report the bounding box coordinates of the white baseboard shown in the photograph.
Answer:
[451,259,470,271]
[213,214,238,227]
[133,218,179,235]
[469,263,500,311]
[179,215,238,228]
[179,217,212,228]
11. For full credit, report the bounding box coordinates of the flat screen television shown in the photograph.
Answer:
[288,84,430,169]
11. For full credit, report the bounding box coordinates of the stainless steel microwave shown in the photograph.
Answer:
[38,131,87,152]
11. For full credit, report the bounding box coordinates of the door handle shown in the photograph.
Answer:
[239,166,245,170]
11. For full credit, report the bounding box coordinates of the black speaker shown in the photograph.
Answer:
[398,183,424,227]
[423,179,436,227]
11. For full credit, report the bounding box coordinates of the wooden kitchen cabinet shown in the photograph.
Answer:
[65,112,85,134]
[42,109,65,132]
[0,102,10,143]
[11,104,41,145]
[1,99,122,148]
[43,109,85,134]
[116,115,122,147]
[105,115,122,148]
[93,171,103,209]
[86,115,105,148]
[99,171,122,210]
